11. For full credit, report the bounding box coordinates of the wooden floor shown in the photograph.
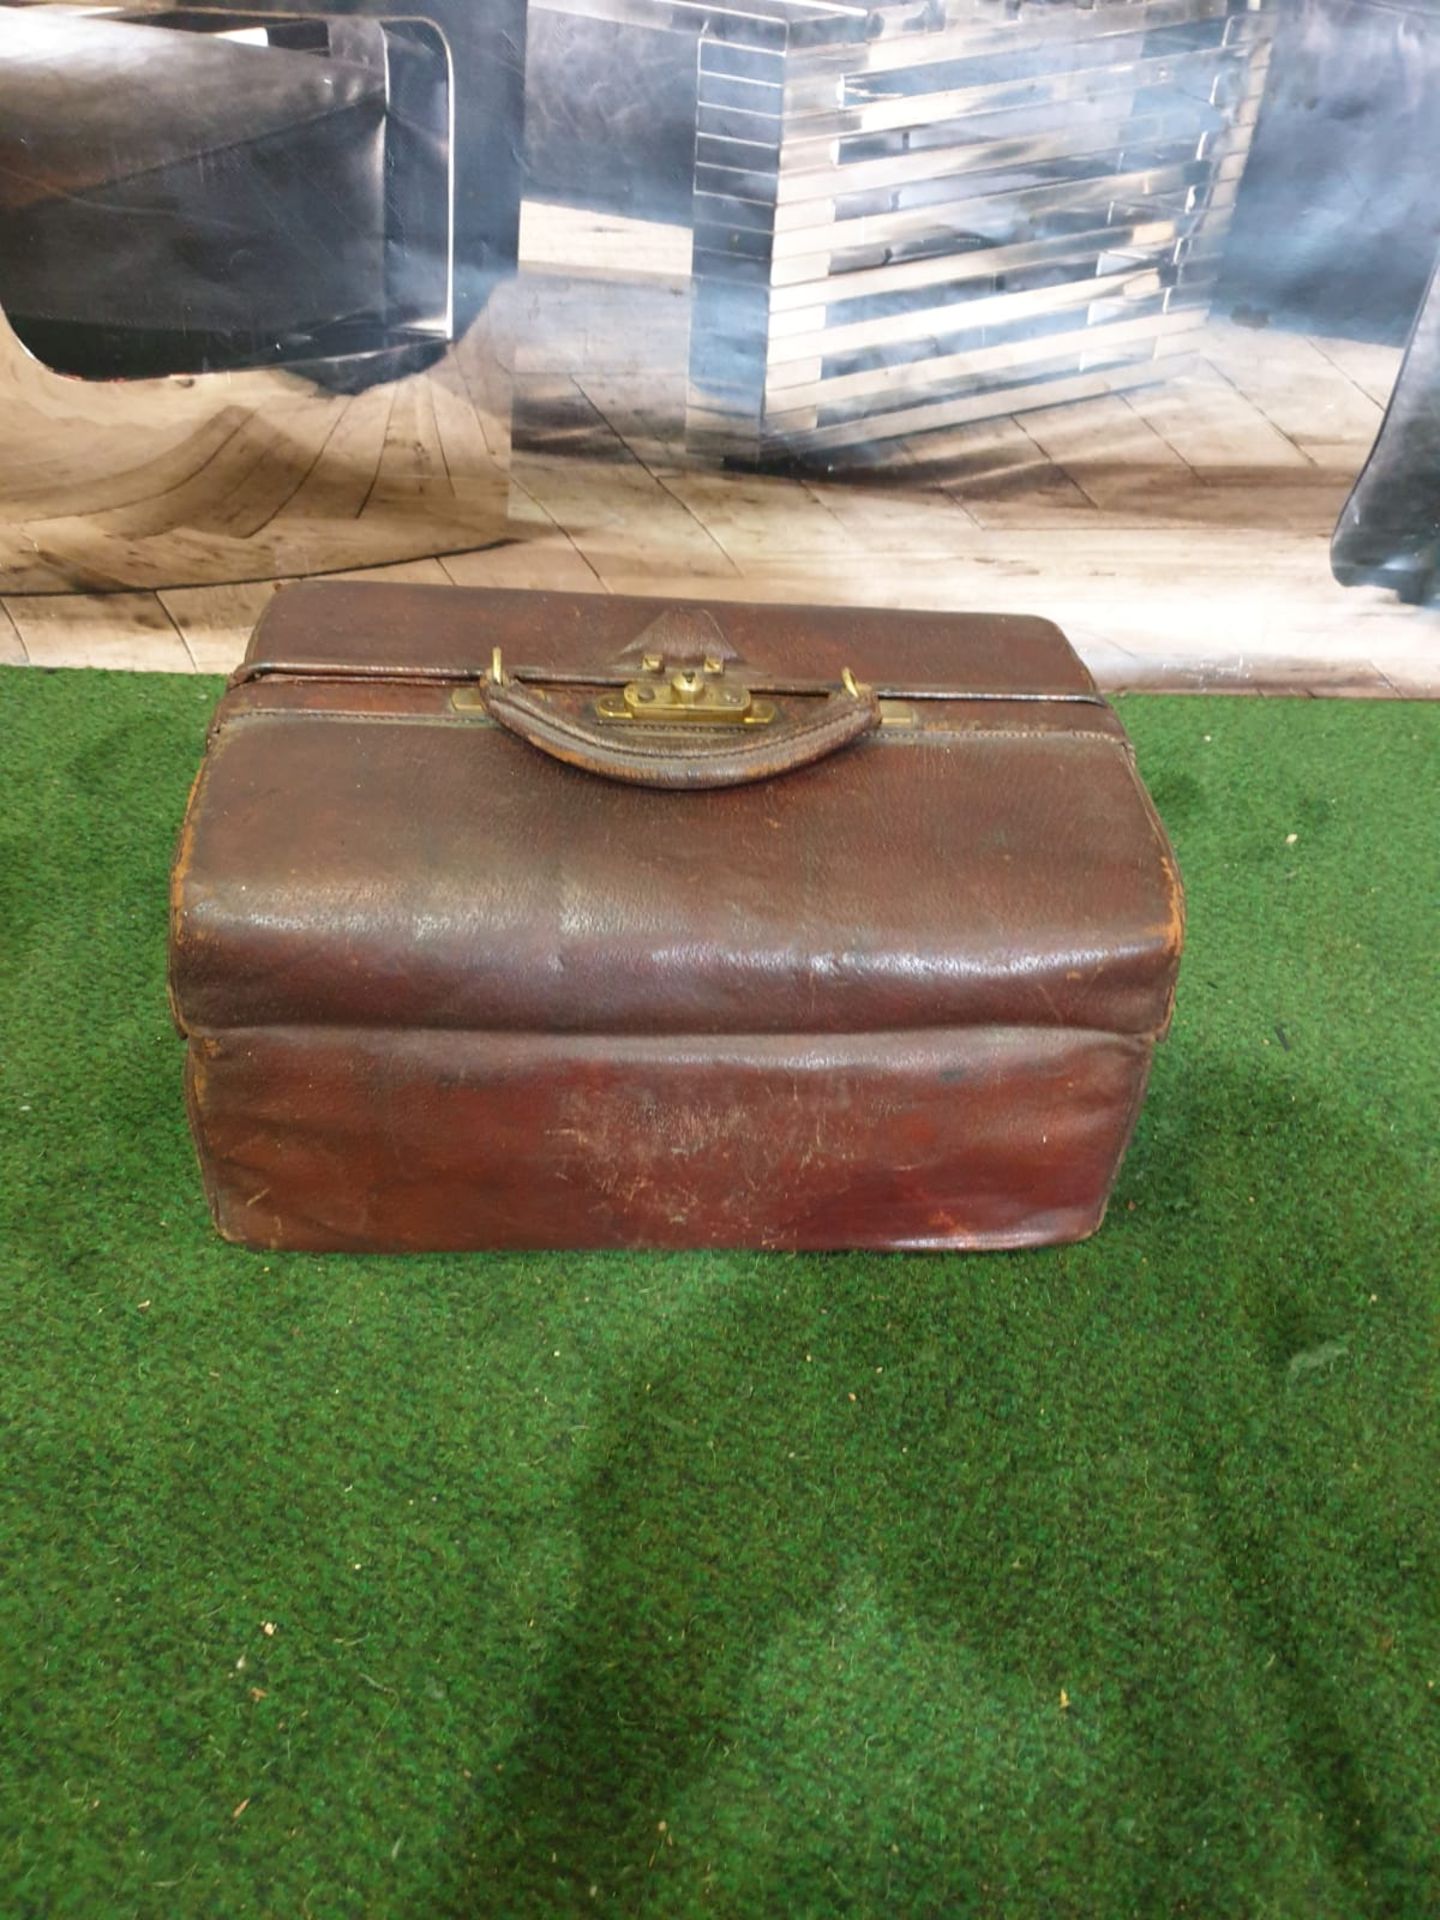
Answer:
[2,206,1434,694]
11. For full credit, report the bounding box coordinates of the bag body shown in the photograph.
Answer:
[169,582,1183,1251]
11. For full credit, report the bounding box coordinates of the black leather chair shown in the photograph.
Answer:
[235,0,527,333]
[1331,257,1440,600]
[1219,0,1440,344]
[1214,0,1440,599]
[0,1,522,382]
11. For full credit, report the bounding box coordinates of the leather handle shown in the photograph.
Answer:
[479,678,882,789]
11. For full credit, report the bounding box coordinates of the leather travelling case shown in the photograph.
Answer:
[169,581,1184,1252]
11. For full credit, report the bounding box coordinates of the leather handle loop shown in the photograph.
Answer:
[479,679,881,789]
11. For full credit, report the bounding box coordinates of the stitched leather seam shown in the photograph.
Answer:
[236,662,1111,707]
[215,710,1129,748]
[185,1023,1168,1045]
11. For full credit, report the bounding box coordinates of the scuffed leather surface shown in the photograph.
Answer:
[187,1024,1154,1253]
[172,711,1182,1037]
[171,582,1183,1251]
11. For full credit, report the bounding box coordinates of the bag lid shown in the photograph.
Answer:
[237,580,1102,699]
[171,583,1183,1039]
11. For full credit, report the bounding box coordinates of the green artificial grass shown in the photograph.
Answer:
[0,667,1437,1920]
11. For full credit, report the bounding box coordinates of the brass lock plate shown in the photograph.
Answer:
[595,658,776,728]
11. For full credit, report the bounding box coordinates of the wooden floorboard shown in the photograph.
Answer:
[157,581,290,676]
[1307,334,1403,410]
[1122,360,1312,472]
[0,206,1432,693]
[1201,326,1385,459]
[0,407,251,519]
[0,597,27,665]
[0,330,511,593]
[439,535,605,596]
[5,589,193,672]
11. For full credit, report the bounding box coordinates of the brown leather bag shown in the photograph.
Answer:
[169,581,1184,1252]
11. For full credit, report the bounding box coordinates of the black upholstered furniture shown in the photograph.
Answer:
[1220,0,1440,344]
[236,0,528,334]
[1216,0,1440,598]
[0,1,524,381]
[1332,258,1440,600]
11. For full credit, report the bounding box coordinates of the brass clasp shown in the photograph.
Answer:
[595,654,776,728]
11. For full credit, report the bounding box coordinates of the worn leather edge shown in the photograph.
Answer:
[181,1018,1174,1047]
[205,705,1133,750]
[182,1047,232,1243]
[167,756,213,1044]
[1110,724,1187,1040]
